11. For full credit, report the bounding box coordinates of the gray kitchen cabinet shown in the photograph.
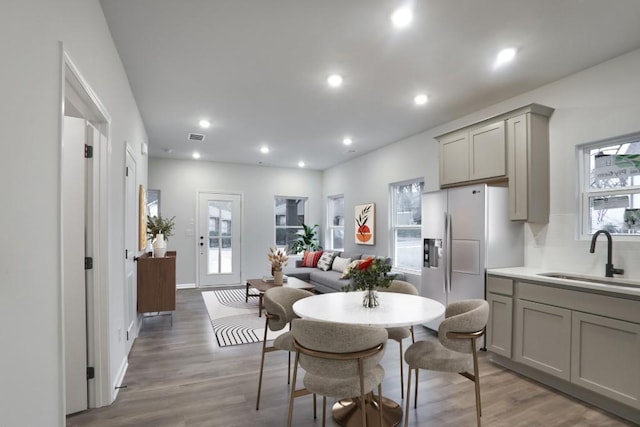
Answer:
[513,298,572,381]
[571,311,640,409]
[486,272,640,423]
[506,109,552,223]
[440,130,469,185]
[437,104,554,223]
[469,120,506,181]
[439,120,505,186]
[486,275,514,358]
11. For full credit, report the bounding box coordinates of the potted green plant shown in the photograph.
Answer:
[290,222,322,254]
[147,215,175,257]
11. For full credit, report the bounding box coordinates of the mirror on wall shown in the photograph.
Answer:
[147,189,161,217]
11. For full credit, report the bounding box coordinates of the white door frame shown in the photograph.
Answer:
[61,48,112,409]
[124,146,139,354]
[196,191,243,287]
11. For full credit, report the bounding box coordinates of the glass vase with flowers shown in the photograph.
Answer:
[343,257,395,308]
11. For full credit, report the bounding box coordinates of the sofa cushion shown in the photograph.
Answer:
[301,250,323,267]
[309,269,350,292]
[340,259,363,279]
[317,251,337,271]
[331,257,351,273]
[339,252,363,261]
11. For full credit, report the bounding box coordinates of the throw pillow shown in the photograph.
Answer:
[317,251,337,271]
[331,257,352,273]
[340,259,363,279]
[301,250,323,267]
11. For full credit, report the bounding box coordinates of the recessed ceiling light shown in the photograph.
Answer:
[391,7,413,29]
[260,145,269,154]
[327,74,343,88]
[199,119,210,129]
[343,137,353,146]
[298,161,305,168]
[494,47,517,68]
[414,94,428,106]
[192,152,201,159]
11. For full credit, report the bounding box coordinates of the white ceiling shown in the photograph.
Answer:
[100,0,640,170]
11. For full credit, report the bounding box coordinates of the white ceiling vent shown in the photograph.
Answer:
[188,133,206,142]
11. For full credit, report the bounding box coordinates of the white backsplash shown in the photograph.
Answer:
[524,213,640,280]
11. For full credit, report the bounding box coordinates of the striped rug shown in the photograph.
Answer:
[201,288,288,347]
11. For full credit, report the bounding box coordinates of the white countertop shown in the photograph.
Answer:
[488,267,640,299]
[292,292,445,327]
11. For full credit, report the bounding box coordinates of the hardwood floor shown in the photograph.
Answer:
[67,289,634,427]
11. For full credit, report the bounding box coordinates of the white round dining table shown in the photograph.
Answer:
[292,291,445,327]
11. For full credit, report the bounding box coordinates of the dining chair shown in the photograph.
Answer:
[256,287,314,411]
[378,279,418,399]
[287,318,388,427]
[403,299,489,427]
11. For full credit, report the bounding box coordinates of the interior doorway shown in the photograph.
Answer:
[62,51,112,412]
[197,192,242,286]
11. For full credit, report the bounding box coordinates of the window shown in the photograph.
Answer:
[579,133,640,237]
[327,195,344,250]
[275,196,306,251]
[390,179,424,270]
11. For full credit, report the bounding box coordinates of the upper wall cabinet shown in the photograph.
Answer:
[438,104,554,222]
[440,120,506,186]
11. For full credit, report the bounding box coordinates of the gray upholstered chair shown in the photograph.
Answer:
[378,279,418,399]
[287,318,388,427]
[403,299,489,427]
[256,287,314,410]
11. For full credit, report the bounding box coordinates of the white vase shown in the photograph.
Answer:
[153,233,167,258]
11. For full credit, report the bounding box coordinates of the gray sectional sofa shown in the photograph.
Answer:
[283,251,403,294]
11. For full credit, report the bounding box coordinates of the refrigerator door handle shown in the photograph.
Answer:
[443,212,449,295]
[447,212,453,293]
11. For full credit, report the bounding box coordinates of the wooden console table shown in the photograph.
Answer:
[137,251,177,323]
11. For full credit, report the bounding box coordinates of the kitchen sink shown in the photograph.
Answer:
[537,272,640,288]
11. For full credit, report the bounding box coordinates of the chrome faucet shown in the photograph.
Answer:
[589,230,624,278]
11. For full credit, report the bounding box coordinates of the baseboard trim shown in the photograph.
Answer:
[111,358,129,402]
[177,283,196,289]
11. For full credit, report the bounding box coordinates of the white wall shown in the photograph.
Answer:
[149,158,323,284]
[324,48,640,281]
[0,1,147,425]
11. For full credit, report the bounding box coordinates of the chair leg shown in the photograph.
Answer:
[256,320,270,410]
[404,367,412,427]
[414,369,419,409]
[287,351,291,384]
[472,342,482,426]
[287,352,301,427]
[399,339,404,399]
[313,393,317,419]
[410,325,415,343]
[378,383,383,427]
[322,396,326,427]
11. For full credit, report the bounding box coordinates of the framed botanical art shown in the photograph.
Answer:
[355,203,375,245]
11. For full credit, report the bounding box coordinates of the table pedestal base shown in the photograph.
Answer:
[332,395,402,427]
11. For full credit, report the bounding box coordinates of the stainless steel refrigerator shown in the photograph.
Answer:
[421,184,523,330]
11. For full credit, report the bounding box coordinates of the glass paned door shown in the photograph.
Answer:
[198,192,241,286]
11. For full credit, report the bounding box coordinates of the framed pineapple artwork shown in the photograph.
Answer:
[355,203,374,245]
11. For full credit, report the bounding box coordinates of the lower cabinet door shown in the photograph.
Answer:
[571,312,640,409]
[487,293,513,358]
[514,299,571,380]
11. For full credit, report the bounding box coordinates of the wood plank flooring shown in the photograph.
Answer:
[67,289,635,427]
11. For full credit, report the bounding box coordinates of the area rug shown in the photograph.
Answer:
[201,288,288,347]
